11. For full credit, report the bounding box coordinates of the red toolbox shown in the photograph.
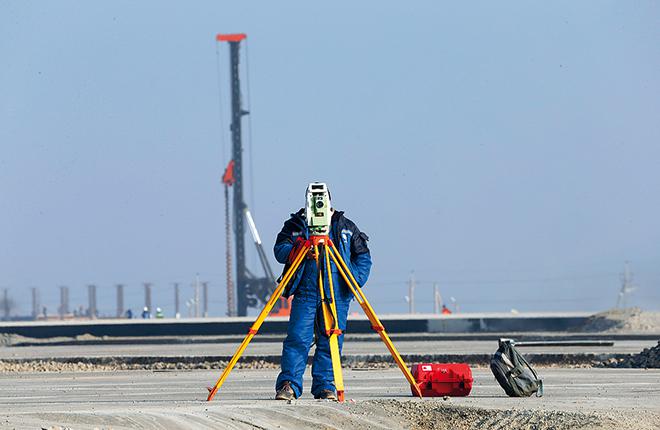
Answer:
[410,363,473,397]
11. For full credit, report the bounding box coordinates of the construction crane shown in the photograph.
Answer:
[216,33,289,317]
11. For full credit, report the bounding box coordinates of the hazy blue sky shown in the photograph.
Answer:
[1,1,659,317]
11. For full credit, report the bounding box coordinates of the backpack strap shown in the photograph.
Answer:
[536,380,544,397]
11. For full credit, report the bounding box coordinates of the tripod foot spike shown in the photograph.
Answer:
[412,383,423,398]
[207,387,218,401]
[337,391,344,402]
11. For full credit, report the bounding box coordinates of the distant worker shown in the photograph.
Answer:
[274,183,372,401]
[125,309,133,319]
[141,306,151,319]
[441,304,452,315]
[155,307,164,318]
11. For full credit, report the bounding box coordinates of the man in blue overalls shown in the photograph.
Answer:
[274,185,372,400]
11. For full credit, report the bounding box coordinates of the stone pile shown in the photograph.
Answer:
[601,341,660,368]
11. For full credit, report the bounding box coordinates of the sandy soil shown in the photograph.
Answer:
[355,400,660,430]
[14,398,660,430]
[3,368,659,430]
[578,308,660,333]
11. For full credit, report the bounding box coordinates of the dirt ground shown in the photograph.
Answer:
[2,368,659,430]
[26,401,660,430]
[354,400,660,430]
[26,402,659,430]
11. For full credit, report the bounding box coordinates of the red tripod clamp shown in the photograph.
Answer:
[309,235,333,247]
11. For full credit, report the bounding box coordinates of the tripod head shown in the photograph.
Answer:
[305,182,331,236]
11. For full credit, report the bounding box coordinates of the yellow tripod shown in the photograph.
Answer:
[207,236,423,401]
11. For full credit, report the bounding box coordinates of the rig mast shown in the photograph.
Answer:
[217,33,276,316]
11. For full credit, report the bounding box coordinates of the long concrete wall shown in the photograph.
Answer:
[0,312,592,338]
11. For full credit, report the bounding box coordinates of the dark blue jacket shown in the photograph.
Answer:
[274,209,372,298]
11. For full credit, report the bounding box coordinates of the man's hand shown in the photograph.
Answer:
[288,237,308,264]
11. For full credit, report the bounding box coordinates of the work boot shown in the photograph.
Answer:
[314,389,337,400]
[275,381,296,400]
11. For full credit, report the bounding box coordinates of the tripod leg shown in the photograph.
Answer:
[327,244,423,398]
[326,322,344,401]
[207,244,308,401]
[322,244,345,402]
[316,244,345,402]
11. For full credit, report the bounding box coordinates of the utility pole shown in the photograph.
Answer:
[59,286,69,319]
[202,281,209,317]
[116,284,124,318]
[433,283,442,314]
[408,272,416,314]
[616,261,636,309]
[87,284,97,319]
[194,275,200,318]
[2,288,8,320]
[31,287,39,319]
[144,283,152,313]
[174,283,180,318]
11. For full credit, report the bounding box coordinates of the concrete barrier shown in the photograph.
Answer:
[0,312,593,338]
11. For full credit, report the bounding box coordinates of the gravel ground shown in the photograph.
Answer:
[0,355,633,373]
[356,399,660,430]
[0,359,278,372]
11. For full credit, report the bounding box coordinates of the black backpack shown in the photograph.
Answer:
[490,338,543,397]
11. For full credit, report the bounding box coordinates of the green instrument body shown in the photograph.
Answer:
[305,182,331,235]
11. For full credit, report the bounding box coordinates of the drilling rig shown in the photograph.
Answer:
[216,34,284,317]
